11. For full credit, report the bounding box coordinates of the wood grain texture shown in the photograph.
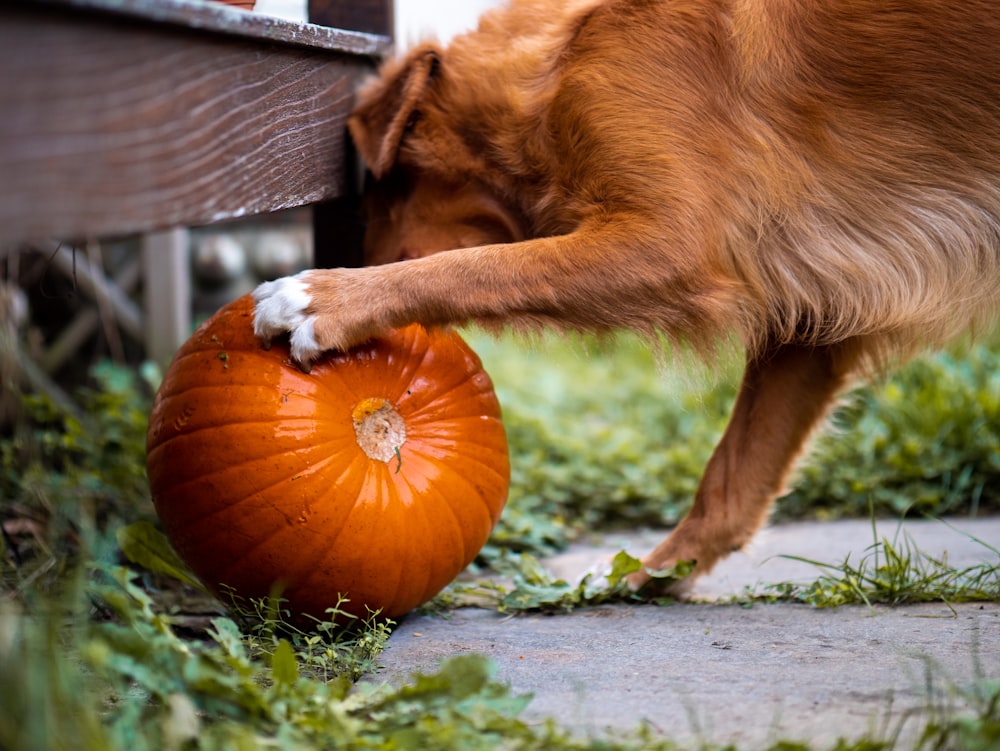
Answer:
[0,1,387,247]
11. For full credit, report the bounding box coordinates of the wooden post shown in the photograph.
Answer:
[308,0,393,269]
[142,229,191,364]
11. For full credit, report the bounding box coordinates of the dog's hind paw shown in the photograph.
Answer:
[252,271,321,369]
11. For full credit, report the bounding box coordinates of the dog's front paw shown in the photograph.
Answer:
[252,271,322,369]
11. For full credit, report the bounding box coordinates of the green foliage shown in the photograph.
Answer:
[782,345,1000,519]
[5,360,156,509]
[1,565,394,751]
[225,588,393,684]
[466,331,1000,559]
[468,331,737,556]
[749,523,1000,608]
[444,551,692,613]
[879,654,1000,751]
[913,675,1000,751]
[116,521,392,683]
[2,361,158,577]
[116,520,205,590]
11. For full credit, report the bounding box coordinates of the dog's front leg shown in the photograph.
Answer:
[631,340,865,593]
[252,255,526,368]
[252,225,733,368]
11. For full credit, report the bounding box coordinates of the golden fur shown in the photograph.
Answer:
[256,0,1000,589]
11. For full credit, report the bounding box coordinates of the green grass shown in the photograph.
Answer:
[754,522,1000,609]
[466,331,1000,559]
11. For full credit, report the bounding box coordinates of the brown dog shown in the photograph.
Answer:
[254,0,1000,591]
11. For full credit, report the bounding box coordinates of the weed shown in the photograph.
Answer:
[439,550,692,613]
[749,521,1000,609]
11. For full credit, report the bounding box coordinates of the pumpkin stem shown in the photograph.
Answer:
[352,398,407,464]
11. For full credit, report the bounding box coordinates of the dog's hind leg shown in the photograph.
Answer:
[629,339,866,592]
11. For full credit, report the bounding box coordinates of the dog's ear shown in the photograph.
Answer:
[348,45,442,179]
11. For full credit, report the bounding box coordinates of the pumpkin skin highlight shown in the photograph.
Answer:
[146,294,509,621]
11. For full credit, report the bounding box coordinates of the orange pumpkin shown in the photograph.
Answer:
[146,294,509,622]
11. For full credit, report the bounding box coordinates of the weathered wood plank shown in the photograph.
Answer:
[0,0,389,247]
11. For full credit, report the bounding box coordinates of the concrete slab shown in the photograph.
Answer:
[372,518,1000,749]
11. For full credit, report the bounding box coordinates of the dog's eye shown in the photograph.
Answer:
[405,111,422,132]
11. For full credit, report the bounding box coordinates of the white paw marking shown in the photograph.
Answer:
[288,316,320,366]
[252,272,321,365]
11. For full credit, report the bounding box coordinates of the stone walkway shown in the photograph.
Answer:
[372,518,1000,749]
